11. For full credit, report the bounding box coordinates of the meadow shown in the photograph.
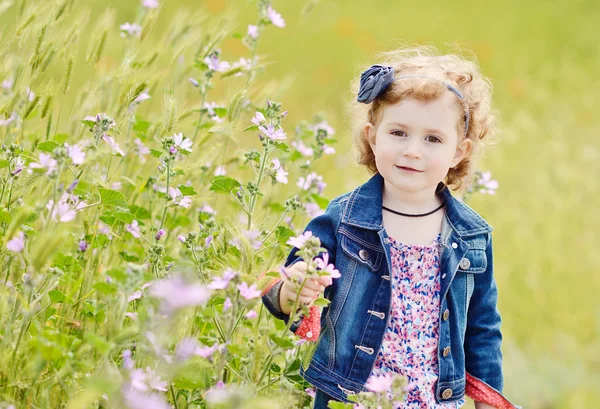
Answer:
[0,0,598,408]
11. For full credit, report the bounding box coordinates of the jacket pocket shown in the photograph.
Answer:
[457,248,487,273]
[339,231,383,272]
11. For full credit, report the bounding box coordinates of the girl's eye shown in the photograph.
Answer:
[426,135,441,143]
[391,130,406,137]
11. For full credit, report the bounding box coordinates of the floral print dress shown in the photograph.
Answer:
[365,234,465,409]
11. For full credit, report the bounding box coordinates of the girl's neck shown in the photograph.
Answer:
[382,180,443,214]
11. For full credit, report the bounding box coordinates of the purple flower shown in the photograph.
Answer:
[208,268,238,290]
[223,297,232,311]
[28,152,58,175]
[297,172,325,192]
[251,111,265,126]
[245,310,257,319]
[123,349,135,370]
[155,229,165,241]
[204,235,213,248]
[237,282,261,300]
[65,143,86,165]
[126,220,142,238]
[134,138,150,163]
[102,134,127,156]
[133,91,151,104]
[271,158,288,184]
[214,166,226,176]
[1,78,13,89]
[291,140,314,157]
[229,230,262,250]
[203,54,231,72]
[0,112,17,127]
[196,342,219,358]
[120,22,142,38]
[128,290,143,302]
[364,373,394,393]
[311,120,336,136]
[173,132,192,153]
[46,193,88,223]
[477,171,499,195]
[247,24,258,38]
[189,78,199,87]
[305,387,316,398]
[7,231,24,253]
[286,231,313,249]
[305,202,324,218]
[122,388,170,409]
[168,187,192,208]
[258,124,286,141]
[150,275,211,312]
[267,6,285,28]
[142,0,159,8]
[78,239,88,252]
[178,235,186,243]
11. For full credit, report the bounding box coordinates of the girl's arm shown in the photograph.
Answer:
[475,402,497,409]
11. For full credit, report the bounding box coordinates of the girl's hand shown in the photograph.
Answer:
[279,261,333,315]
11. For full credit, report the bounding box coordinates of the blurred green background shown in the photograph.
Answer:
[3,0,599,407]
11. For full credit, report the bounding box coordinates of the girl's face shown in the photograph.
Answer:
[365,92,472,197]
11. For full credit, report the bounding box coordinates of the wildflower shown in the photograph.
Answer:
[102,134,126,156]
[271,158,288,184]
[237,282,261,300]
[311,120,336,136]
[247,24,258,39]
[65,143,86,165]
[245,310,257,319]
[0,112,17,127]
[199,203,216,214]
[297,172,326,193]
[122,388,170,409]
[134,138,150,163]
[7,231,24,253]
[229,230,262,250]
[25,87,35,101]
[305,202,324,218]
[128,291,143,302]
[189,78,199,87]
[120,22,142,38]
[150,275,211,312]
[214,166,226,176]
[47,194,88,223]
[129,367,167,392]
[142,0,159,9]
[78,239,88,252]
[123,349,135,370]
[168,187,192,208]
[267,6,285,28]
[203,53,231,72]
[258,124,286,141]
[315,253,341,278]
[323,144,336,155]
[133,91,151,104]
[155,229,165,241]
[126,220,142,238]
[286,231,313,249]
[364,373,394,393]
[204,235,213,247]
[28,152,57,176]
[178,235,186,243]
[1,78,13,90]
[196,342,219,358]
[223,297,232,311]
[125,312,138,321]
[172,132,192,153]
[208,268,238,290]
[305,388,316,398]
[291,140,314,157]
[477,171,499,195]
[204,102,223,123]
[251,111,266,126]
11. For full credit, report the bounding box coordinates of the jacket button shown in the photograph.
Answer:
[451,242,458,249]
[358,249,369,261]
[442,346,451,357]
[442,388,453,399]
[442,309,450,321]
[459,257,471,269]
[306,331,313,338]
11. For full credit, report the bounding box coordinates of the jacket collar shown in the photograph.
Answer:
[341,173,492,237]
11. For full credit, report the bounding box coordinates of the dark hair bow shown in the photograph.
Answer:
[357,64,395,104]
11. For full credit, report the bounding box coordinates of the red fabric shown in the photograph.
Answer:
[466,372,518,409]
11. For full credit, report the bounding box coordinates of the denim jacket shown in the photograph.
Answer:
[262,173,519,408]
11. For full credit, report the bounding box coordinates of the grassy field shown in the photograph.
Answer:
[0,0,598,407]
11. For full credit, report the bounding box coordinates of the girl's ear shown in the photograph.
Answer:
[451,137,473,168]
[364,122,376,150]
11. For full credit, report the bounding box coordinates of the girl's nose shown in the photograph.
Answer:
[402,138,421,159]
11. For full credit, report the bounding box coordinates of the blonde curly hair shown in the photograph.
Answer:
[348,45,499,191]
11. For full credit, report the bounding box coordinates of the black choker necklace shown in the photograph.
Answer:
[382,202,445,218]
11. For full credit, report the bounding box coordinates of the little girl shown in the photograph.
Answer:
[261,47,520,409]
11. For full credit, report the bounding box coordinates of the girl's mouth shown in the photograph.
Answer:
[396,166,422,173]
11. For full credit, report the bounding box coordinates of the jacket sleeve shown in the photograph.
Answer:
[464,232,504,392]
[260,198,341,341]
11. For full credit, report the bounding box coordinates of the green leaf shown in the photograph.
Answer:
[149,149,162,158]
[244,125,259,132]
[312,297,331,307]
[268,334,295,348]
[93,282,118,295]
[37,141,59,152]
[129,205,151,220]
[0,160,9,168]
[53,133,69,144]
[114,211,135,224]
[84,332,113,354]
[81,119,96,128]
[310,194,330,209]
[0,209,11,224]
[327,402,354,409]
[274,142,289,153]
[48,290,66,303]
[275,226,295,244]
[209,176,240,194]
[99,188,128,208]
[177,185,197,196]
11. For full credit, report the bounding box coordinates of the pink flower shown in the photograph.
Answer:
[291,140,314,157]
[142,0,159,8]
[305,387,316,398]
[247,24,258,38]
[150,275,211,311]
[364,373,394,393]
[178,235,186,243]
[203,54,230,72]
[229,230,262,250]
[65,143,86,165]
[271,158,288,184]
[120,22,142,38]
[102,134,126,156]
[46,193,87,223]
[323,144,336,155]
[126,220,142,238]
[478,171,499,195]
[258,124,286,141]
[133,91,151,103]
[208,268,238,290]
[6,231,24,252]
[237,282,261,300]
[134,138,150,163]
[168,187,192,208]
[128,290,143,302]
[315,253,340,278]
[305,202,324,218]
[286,231,313,249]
[214,166,226,176]
[267,6,285,28]
[223,297,232,311]
[122,388,170,409]
[251,111,265,126]
[173,132,192,153]
[311,120,336,136]
[29,152,57,175]
[245,310,257,319]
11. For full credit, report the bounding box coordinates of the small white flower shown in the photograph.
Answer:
[102,134,126,156]
[173,133,192,153]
